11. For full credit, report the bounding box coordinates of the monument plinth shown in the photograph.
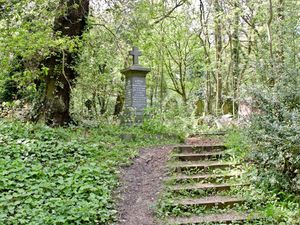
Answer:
[121,47,151,124]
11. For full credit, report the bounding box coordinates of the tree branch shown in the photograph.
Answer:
[91,23,116,37]
[152,0,187,25]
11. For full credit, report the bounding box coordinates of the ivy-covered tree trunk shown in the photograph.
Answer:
[213,0,223,115]
[113,94,124,116]
[232,1,240,116]
[43,0,89,126]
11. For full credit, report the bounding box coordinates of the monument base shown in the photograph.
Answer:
[121,109,146,126]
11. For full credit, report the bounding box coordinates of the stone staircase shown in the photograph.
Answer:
[161,138,260,225]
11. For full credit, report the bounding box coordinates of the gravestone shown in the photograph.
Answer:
[121,47,151,124]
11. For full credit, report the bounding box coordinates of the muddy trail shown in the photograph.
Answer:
[116,146,173,225]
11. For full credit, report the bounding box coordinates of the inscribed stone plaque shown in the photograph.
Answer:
[132,76,147,112]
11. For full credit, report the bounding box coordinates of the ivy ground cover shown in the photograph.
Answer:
[0,120,179,224]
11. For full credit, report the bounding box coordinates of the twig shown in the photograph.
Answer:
[152,0,187,25]
[62,50,72,90]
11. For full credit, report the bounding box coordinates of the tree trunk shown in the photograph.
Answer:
[276,0,284,71]
[43,0,89,126]
[232,1,240,116]
[213,0,223,115]
[198,1,212,115]
[160,25,165,113]
[267,0,275,86]
[114,93,124,116]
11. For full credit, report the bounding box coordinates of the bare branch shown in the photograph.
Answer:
[91,23,116,37]
[152,0,187,25]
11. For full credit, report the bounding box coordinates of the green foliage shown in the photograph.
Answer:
[143,105,205,138]
[246,77,300,194]
[225,129,300,224]
[0,120,180,224]
[225,129,251,161]
[235,0,300,198]
[249,115,299,192]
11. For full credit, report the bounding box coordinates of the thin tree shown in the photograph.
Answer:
[213,0,223,115]
[232,0,240,116]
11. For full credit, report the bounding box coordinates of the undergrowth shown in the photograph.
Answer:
[0,119,181,225]
[226,129,300,225]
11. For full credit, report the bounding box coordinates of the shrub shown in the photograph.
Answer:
[247,73,300,194]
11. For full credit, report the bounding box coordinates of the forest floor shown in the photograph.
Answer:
[116,137,222,225]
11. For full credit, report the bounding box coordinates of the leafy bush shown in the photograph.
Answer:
[247,83,300,193]
[0,120,180,224]
[226,129,300,224]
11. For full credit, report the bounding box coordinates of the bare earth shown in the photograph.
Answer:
[116,137,222,225]
[116,146,173,225]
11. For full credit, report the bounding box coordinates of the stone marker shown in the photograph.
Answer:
[121,47,151,124]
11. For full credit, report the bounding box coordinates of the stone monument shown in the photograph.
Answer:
[121,47,151,124]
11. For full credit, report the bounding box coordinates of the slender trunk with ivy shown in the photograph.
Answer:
[232,1,240,116]
[213,0,223,115]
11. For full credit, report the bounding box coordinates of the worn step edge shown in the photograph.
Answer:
[176,144,226,148]
[190,131,226,136]
[172,151,226,161]
[175,145,226,149]
[168,173,242,182]
[169,183,246,192]
[169,161,239,170]
[167,211,258,225]
[174,145,226,153]
[172,196,245,207]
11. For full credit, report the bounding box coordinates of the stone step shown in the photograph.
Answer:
[172,196,245,208]
[170,161,239,172]
[175,145,226,154]
[172,151,226,161]
[192,131,226,136]
[169,183,246,192]
[167,211,257,225]
[168,173,242,183]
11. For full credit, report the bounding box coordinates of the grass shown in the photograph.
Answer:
[0,119,181,225]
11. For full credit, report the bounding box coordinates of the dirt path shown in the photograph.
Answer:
[116,146,173,225]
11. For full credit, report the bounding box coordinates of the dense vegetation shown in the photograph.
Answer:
[0,0,299,224]
[225,130,300,224]
[0,120,180,224]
